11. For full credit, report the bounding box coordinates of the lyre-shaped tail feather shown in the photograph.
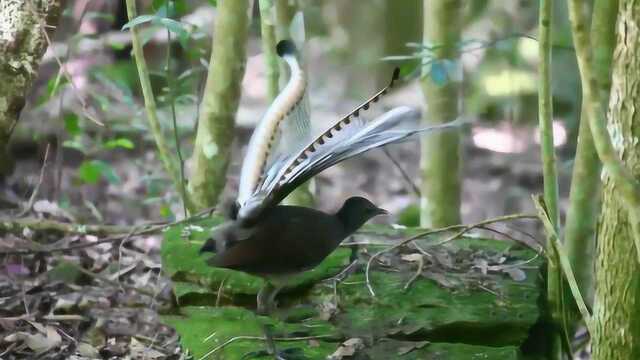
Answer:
[237,66,467,222]
[237,40,310,205]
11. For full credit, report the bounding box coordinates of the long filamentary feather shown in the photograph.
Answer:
[236,61,467,222]
[237,40,306,205]
[275,68,401,185]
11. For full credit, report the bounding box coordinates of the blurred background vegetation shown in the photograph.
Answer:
[4,0,580,224]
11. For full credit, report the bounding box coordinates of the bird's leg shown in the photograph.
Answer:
[257,282,276,315]
[262,324,278,358]
[268,284,284,311]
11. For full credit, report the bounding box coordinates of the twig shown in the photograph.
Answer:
[0,208,215,255]
[18,144,51,217]
[215,276,227,307]
[0,314,86,322]
[123,0,195,213]
[71,263,156,298]
[165,1,188,218]
[403,255,424,291]
[381,148,420,196]
[33,4,103,127]
[365,213,538,296]
[198,334,333,360]
[533,195,594,335]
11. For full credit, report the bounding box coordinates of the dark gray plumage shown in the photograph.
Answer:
[200,197,386,313]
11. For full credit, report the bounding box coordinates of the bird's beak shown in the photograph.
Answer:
[376,208,389,216]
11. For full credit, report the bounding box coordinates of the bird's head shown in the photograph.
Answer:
[337,196,388,235]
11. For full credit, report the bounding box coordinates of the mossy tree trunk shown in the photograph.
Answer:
[419,0,462,228]
[564,0,618,332]
[537,2,563,358]
[0,0,62,176]
[592,2,640,358]
[188,0,252,210]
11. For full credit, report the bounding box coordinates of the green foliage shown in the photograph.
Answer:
[103,138,135,150]
[78,160,121,185]
[122,12,191,48]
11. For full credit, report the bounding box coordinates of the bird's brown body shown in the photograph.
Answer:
[202,197,385,278]
[204,205,347,277]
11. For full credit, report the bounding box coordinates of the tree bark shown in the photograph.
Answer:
[592,2,640,359]
[537,2,563,358]
[564,0,618,331]
[419,0,462,227]
[0,0,62,176]
[188,0,252,209]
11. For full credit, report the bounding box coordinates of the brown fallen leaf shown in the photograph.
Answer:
[329,338,364,359]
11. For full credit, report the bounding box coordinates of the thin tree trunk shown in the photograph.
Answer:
[419,0,462,227]
[188,0,252,210]
[564,0,618,330]
[259,0,280,101]
[537,2,563,358]
[592,2,640,358]
[125,0,196,212]
[0,0,62,176]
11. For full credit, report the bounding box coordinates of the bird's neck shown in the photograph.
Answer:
[335,206,366,236]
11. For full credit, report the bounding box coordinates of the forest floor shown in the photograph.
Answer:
[0,46,569,358]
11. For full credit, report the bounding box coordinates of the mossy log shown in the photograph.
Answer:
[161,218,545,359]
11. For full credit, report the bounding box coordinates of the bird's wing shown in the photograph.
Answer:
[236,39,312,209]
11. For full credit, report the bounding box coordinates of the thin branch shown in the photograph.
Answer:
[533,195,594,335]
[34,6,103,127]
[123,0,195,213]
[403,255,424,291]
[381,148,420,196]
[18,144,50,217]
[365,213,538,296]
[0,207,216,256]
[70,263,156,298]
[165,1,188,218]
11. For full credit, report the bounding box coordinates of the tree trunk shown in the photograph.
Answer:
[592,2,640,359]
[188,0,252,209]
[564,0,618,332]
[0,0,62,176]
[419,0,462,227]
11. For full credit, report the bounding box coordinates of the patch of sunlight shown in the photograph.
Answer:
[534,120,567,147]
[482,69,537,97]
[473,126,528,153]
[517,37,539,64]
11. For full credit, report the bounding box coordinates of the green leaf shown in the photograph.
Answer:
[154,0,188,15]
[103,138,135,150]
[62,140,86,154]
[207,0,217,7]
[78,161,102,184]
[37,75,69,105]
[64,114,80,136]
[122,14,157,30]
[157,18,189,46]
[93,160,121,184]
[160,204,173,218]
[78,160,121,185]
